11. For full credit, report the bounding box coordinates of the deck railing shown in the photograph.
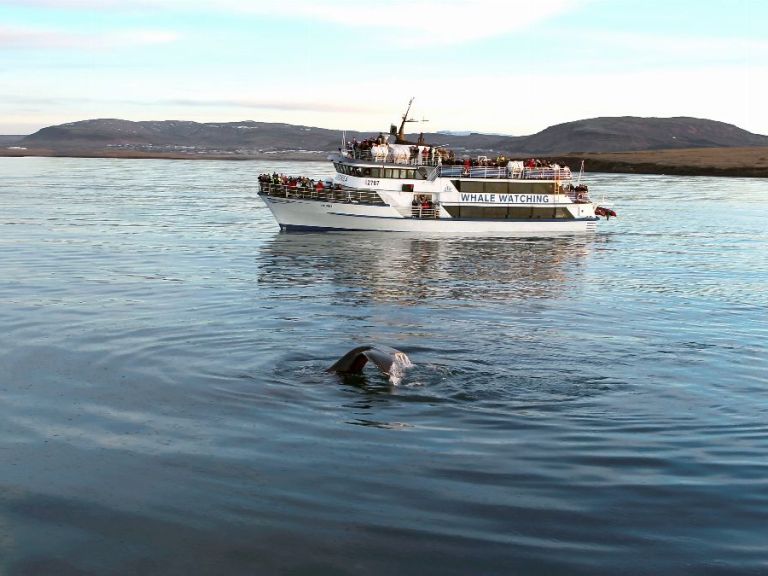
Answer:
[259,182,386,205]
[438,166,572,180]
[410,206,439,219]
[345,148,441,166]
[566,192,591,203]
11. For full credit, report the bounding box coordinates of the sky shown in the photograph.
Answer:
[1,0,766,136]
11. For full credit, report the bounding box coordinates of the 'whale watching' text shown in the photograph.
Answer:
[459,193,551,204]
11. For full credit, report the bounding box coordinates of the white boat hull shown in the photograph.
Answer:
[261,195,598,236]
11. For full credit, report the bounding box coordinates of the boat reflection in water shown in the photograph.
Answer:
[257,232,607,424]
[257,232,597,305]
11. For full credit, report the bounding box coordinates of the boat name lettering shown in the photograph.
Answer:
[335,174,348,182]
[459,193,550,204]
[365,179,380,186]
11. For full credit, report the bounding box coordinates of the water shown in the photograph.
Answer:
[1,157,767,575]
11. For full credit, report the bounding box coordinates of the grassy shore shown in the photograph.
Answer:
[2,146,768,177]
[558,147,768,178]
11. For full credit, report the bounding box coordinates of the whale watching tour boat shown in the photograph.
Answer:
[258,100,616,235]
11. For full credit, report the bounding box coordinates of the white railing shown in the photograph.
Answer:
[344,148,442,166]
[438,166,572,180]
[410,206,439,219]
[259,183,386,205]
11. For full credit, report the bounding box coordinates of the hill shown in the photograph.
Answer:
[0,135,24,146]
[21,119,349,152]
[17,116,768,158]
[518,117,768,154]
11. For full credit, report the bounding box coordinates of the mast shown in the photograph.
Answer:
[396,97,415,144]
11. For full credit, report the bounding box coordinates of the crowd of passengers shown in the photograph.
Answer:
[348,136,448,165]
[446,157,571,169]
[350,132,388,149]
[258,172,338,193]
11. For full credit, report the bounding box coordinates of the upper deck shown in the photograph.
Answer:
[337,147,573,182]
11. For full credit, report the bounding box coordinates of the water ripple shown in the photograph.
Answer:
[1,158,767,574]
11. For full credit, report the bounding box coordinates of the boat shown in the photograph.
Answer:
[258,100,616,235]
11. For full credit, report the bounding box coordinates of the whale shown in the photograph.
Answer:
[327,344,412,380]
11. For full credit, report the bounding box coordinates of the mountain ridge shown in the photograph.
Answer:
[18,116,768,156]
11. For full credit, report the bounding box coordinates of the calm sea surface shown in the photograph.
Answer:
[1,157,767,575]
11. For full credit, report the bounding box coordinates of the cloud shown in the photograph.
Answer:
[164,97,386,115]
[237,0,590,47]
[0,0,163,8]
[237,0,585,46]
[566,29,768,65]
[0,25,179,49]
[0,0,586,46]
[0,93,386,115]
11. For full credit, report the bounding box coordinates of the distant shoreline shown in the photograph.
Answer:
[2,146,767,178]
